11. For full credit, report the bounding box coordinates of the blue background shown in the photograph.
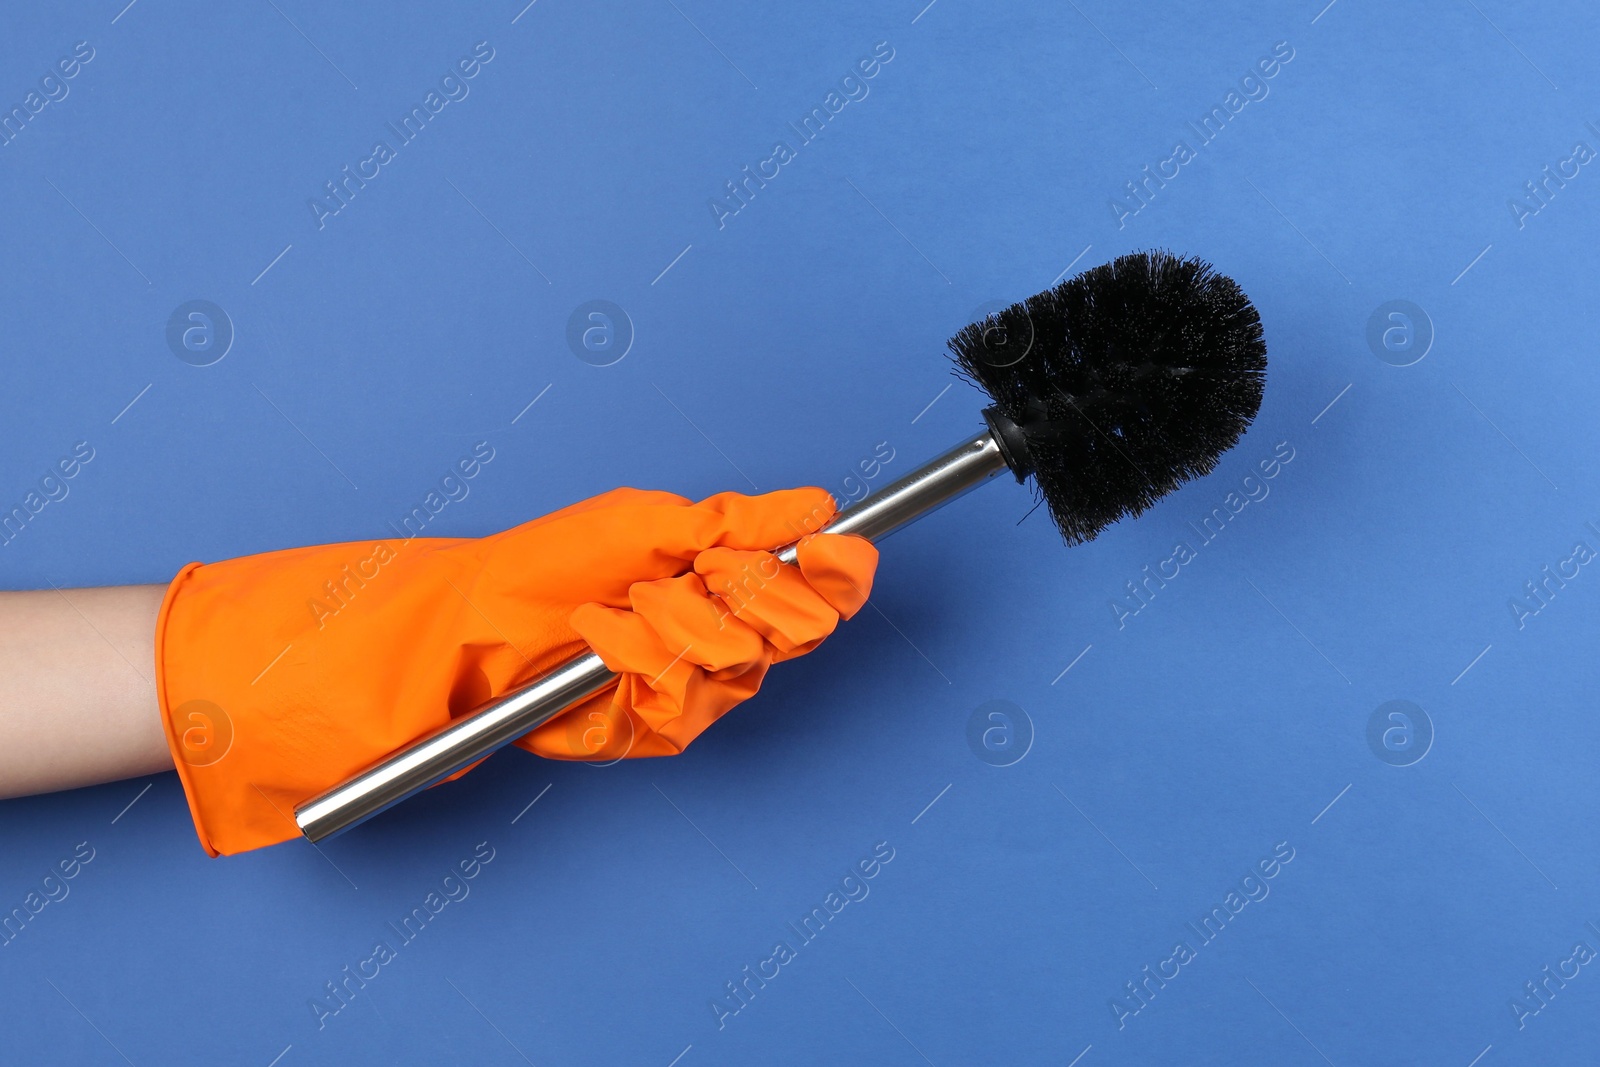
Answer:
[0,1,1595,1064]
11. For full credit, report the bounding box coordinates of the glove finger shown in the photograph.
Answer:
[694,488,837,552]
[626,573,767,674]
[649,659,769,753]
[695,546,841,656]
[794,533,878,619]
[571,593,755,729]
[570,600,684,680]
[566,599,771,744]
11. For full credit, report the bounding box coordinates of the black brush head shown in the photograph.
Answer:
[948,250,1267,545]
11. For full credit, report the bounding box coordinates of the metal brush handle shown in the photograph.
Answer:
[294,427,1009,842]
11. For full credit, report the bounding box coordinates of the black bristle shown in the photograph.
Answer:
[948,250,1267,545]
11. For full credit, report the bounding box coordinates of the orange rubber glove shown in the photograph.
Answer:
[154,486,878,856]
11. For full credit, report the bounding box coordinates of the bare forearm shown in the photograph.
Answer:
[0,585,172,797]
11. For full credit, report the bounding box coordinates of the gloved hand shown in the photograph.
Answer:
[155,486,878,856]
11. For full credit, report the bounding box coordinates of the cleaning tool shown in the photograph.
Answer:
[292,250,1268,843]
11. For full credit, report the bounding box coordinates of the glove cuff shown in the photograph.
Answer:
[154,562,223,856]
